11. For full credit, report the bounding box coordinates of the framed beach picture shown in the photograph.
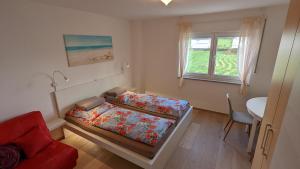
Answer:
[63,34,113,67]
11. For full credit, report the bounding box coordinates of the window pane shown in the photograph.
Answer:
[186,37,211,74]
[214,37,239,77]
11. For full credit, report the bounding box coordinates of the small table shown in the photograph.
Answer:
[46,118,66,131]
[46,118,66,140]
[246,97,267,152]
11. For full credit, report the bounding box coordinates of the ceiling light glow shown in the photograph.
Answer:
[161,0,172,6]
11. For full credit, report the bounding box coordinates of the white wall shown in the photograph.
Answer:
[0,0,132,122]
[131,22,145,92]
[132,5,288,113]
[0,0,288,123]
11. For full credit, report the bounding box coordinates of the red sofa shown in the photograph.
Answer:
[0,111,78,169]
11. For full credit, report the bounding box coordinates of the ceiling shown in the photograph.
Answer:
[33,0,289,20]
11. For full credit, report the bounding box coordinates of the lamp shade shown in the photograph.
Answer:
[161,0,172,6]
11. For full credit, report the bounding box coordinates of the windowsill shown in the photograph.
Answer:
[183,74,242,85]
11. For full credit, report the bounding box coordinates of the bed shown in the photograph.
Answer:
[65,102,176,158]
[54,78,192,169]
[104,88,190,122]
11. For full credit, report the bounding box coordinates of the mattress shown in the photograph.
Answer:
[65,104,175,158]
[105,91,190,121]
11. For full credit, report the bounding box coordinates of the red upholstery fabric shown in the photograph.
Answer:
[0,111,78,169]
[16,141,78,169]
[0,111,50,145]
[14,127,52,158]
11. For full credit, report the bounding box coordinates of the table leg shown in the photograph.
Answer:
[247,119,258,153]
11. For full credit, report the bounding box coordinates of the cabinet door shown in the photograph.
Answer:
[269,30,300,169]
[251,0,300,168]
[261,22,300,169]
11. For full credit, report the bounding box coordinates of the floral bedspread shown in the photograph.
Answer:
[92,107,175,146]
[66,102,115,124]
[117,91,190,117]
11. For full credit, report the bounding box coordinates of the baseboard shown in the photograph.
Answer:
[193,107,228,116]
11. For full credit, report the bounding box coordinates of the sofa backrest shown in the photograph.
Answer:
[0,111,51,145]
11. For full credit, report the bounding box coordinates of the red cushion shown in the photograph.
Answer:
[14,127,52,158]
[16,141,78,169]
[0,111,51,145]
[0,112,78,169]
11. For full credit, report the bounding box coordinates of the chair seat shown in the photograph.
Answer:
[232,112,253,124]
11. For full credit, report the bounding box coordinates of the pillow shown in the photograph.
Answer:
[104,87,127,97]
[0,144,23,169]
[14,127,52,158]
[76,96,105,111]
[66,102,115,122]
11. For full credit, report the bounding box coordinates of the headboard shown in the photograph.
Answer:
[54,73,128,118]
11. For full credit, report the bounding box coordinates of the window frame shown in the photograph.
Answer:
[184,32,241,84]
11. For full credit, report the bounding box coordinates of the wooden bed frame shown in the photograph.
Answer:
[54,77,192,169]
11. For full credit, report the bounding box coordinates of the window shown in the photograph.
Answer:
[185,33,240,84]
[186,37,211,74]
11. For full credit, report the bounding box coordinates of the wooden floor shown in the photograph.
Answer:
[61,109,251,169]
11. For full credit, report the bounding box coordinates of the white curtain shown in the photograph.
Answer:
[238,16,265,96]
[178,22,192,87]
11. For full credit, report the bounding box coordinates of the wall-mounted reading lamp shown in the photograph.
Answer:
[50,70,69,91]
[121,62,130,73]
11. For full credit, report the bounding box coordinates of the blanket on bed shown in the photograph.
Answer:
[66,103,175,146]
[92,107,175,146]
[117,91,190,117]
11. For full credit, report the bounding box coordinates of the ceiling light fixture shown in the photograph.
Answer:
[161,0,172,6]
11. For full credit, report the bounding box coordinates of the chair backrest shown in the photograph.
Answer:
[226,93,234,119]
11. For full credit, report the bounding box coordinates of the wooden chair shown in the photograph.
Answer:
[223,93,253,141]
